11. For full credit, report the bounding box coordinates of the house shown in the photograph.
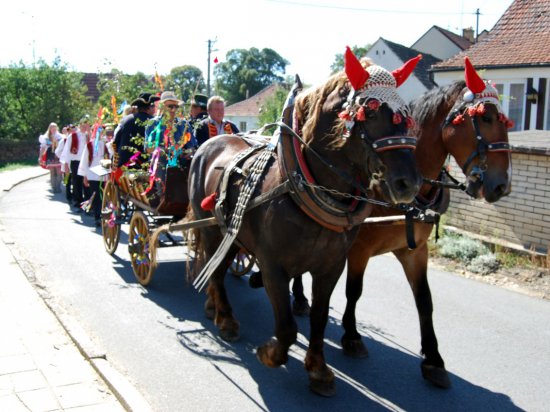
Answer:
[365,38,441,102]
[224,84,282,132]
[431,0,550,131]
[412,26,474,60]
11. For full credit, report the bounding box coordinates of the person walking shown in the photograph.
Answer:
[78,125,111,226]
[38,122,63,193]
[60,119,88,210]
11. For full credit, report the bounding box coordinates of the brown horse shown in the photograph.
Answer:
[186,49,422,396]
[325,57,512,388]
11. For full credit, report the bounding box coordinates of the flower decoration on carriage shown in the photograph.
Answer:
[452,57,514,129]
[339,46,421,134]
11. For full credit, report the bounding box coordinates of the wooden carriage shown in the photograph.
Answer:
[100,145,254,286]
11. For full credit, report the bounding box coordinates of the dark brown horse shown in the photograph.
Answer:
[186,49,422,396]
[292,56,513,389]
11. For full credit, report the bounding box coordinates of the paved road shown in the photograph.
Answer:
[1,175,550,411]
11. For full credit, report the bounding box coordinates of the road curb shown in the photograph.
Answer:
[1,169,49,192]
[1,173,153,412]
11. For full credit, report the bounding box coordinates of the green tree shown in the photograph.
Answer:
[96,69,154,121]
[164,65,205,103]
[257,85,290,126]
[214,47,288,104]
[0,58,91,142]
[330,45,371,74]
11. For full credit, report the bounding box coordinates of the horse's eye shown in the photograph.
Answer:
[365,110,377,120]
[481,114,492,123]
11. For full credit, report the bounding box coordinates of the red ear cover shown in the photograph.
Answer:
[344,46,370,90]
[464,56,486,94]
[392,54,422,87]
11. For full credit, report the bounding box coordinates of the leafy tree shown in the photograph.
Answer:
[330,44,371,73]
[0,58,91,142]
[164,65,205,103]
[257,85,290,126]
[214,47,288,104]
[96,69,154,121]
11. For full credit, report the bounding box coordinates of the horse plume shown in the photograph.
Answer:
[464,56,486,93]
[392,54,422,87]
[344,46,369,90]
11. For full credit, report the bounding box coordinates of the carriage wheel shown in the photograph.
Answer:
[101,180,121,255]
[128,211,155,286]
[230,250,256,277]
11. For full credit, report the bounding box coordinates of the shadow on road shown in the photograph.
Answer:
[111,258,521,412]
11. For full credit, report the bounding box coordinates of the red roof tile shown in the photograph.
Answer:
[225,84,281,117]
[433,0,550,70]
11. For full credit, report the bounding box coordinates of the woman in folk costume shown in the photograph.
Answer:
[143,91,197,198]
[194,95,239,146]
[38,122,63,192]
[78,125,110,227]
[61,118,88,209]
[55,124,75,204]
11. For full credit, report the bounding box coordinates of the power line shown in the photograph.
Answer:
[266,0,495,16]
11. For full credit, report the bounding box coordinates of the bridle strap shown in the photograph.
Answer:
[372,136,417,152]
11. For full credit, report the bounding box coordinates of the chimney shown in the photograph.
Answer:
[463,27,475,43]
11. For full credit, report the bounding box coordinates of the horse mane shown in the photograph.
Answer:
[294,72,349,147]
[410,81,466,131]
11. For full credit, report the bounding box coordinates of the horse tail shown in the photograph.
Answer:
[149,223,170,271]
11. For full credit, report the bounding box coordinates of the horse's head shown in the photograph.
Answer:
[443,57,512,203]
[295,48,422,204]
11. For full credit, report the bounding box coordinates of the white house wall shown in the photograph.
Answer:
[412,28,463,60]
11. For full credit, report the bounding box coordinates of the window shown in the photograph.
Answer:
[493,82,524,131]
[239,121,247,132]
[508,83,525,131]
[546,82,550,130]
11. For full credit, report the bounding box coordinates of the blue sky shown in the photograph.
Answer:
[2,0,514,86]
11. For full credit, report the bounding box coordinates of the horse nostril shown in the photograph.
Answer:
[493,184,508,200]
[393,177,412,193]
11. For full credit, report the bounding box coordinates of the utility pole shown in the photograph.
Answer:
[475,8,480,43]
[207,38,218,97]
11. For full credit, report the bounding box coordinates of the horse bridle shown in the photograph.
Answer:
[444,105,511,197]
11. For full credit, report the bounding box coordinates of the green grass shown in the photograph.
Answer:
[0,160,37,172]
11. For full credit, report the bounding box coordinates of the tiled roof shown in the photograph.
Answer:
[432,26,473,51]
[225,84,281,117]
[381,38,441,89]
[433,0,550,70]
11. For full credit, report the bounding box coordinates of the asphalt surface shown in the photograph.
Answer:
[1,168,550,411]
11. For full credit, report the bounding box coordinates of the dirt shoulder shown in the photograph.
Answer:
[429,257,550,300]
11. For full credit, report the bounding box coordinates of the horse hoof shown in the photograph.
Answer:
[421,364,451,389]
[309,378,336,397]
[341,338,369,358]
[219,327,240,342]
[256,341,287,368]
[292,299,310,317]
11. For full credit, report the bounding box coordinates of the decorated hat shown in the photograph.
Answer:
[344,46,421,116]
[131,92,160,108]
[190,93,208,108]
[159,91,182,105]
